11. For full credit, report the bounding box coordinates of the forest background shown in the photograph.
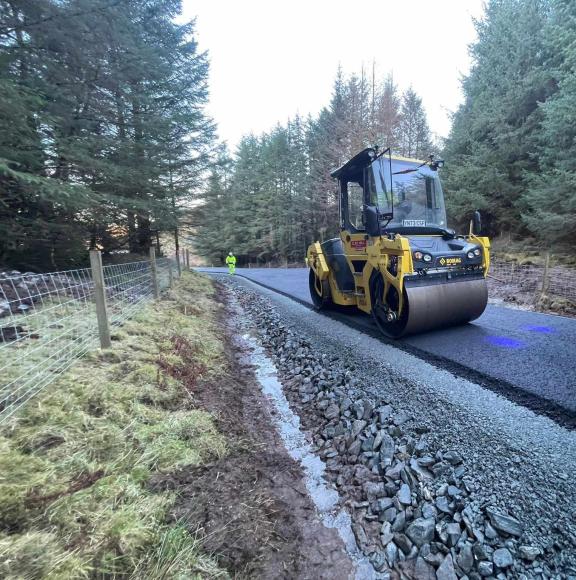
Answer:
[1,0,575,270]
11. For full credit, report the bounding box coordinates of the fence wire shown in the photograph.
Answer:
[489,259,576,305]
[0,257,174,422]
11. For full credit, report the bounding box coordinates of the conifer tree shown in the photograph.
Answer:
[521,0,576,245]
[0,0,215,269]
[374,74,401,151]
[194,67,435,264]
[443,0,552,236]
[398,88,432,159]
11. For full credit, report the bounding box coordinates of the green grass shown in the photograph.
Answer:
[0,272,228,579]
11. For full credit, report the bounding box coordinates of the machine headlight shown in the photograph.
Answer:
[414,251,423,261]
[467,251,475,259]
[423,254,432,263]
[474,248,481,256]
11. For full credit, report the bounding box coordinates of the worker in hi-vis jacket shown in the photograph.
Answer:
[225,252,236,274]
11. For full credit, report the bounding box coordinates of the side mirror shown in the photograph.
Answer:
[472,210,482,235]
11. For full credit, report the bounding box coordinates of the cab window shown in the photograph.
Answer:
[346,179,365,231]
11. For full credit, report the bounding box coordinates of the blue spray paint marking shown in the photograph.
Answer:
[522,325,554,334]
[485,336,525,349]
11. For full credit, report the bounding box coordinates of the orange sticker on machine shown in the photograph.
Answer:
[350,240,367,251]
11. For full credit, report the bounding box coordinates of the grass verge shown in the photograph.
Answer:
[0,272,228,579]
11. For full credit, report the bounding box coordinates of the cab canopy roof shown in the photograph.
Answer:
[330,148,425,179]
[330,148,375,179]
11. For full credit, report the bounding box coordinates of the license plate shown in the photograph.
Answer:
[438,257,462,266]
[402,220,426,227]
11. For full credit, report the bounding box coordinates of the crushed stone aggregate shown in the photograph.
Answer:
[221,275,576,579]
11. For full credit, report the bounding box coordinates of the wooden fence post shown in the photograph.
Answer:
[89,250,111,349]
[175,250,181,277]
[169,263,174,288]
[539,251,551,302]
[185,249,190,270]
[149,247,160,299]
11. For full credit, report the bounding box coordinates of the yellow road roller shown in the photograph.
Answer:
[307,147,490,338]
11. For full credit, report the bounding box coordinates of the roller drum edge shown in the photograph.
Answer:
[402,278,488,337]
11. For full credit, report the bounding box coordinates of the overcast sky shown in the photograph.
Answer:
[182,0,486,150]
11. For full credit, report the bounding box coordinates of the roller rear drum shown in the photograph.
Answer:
[309,269,332,310]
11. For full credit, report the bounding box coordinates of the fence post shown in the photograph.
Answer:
[185,249,190,270]
[175,250,181,277]
[169,262,174,288]
[149,247,160,299]
[539,251,550,303]
[89,250,112,349]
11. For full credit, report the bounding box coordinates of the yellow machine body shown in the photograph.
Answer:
[307,149,490,338]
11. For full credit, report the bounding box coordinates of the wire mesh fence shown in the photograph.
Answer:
[488,258,576,311]
[103,259,171,326]
[0,255,174,422]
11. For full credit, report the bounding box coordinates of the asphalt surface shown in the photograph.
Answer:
[197,267,576,421]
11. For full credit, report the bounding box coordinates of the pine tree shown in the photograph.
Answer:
[0,0,215,269]
[374,74,401,151]
[521,0,576,246]
[194,66,436,264]
[443,0,553,236]
[398,88,432,159]
[0,0,102,269]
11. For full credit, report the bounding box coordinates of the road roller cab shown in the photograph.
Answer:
[307,147,490,337]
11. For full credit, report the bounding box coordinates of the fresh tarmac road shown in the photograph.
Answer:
[198,267,576,420]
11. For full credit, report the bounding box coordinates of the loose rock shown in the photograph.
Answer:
[519,545,541,561]
[398,483,411,505]
[486,507,523,537]
[229,280,566,579]
[457,543,474,572]
[436,496,453,514]
[493,547,514,568]
[478,560,494,576]
[324,403,340,420]
[436,554,458,580]
[385,541,398,567]
[406,517,435,547]
[414,556,436,580]
[379,433,395,466]
[380,522,394,546]
[394,533,413,555]
[446,522,461,547]
[444,451,463,465]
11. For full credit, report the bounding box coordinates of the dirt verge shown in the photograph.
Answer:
[152,283,354,579]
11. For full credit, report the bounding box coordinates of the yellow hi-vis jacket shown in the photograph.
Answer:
[226,255,236,265]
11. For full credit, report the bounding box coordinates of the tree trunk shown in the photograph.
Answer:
[136,213,151,254]
[127,212,139,253]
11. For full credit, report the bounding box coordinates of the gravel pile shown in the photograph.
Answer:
[227,280,574,580]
